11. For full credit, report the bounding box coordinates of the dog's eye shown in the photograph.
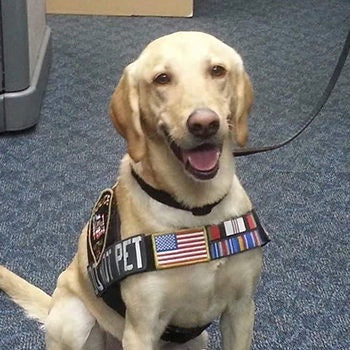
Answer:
[154,73,171,85]
[210,65,226,78]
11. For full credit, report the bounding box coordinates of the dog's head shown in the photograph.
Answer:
[110,32,253,181]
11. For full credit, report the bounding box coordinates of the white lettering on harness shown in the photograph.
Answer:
[115,243,123,276]
[88,265,104,294]
[90,235,145,294]
[132,236,143,269]
[123,239,132,272]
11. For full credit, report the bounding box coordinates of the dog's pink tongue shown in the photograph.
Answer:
[183,147,220,171]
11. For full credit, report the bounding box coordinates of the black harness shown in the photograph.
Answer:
[87,172,270,344]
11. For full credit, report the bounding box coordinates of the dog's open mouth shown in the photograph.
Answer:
[160,125,221,180]
[170,141,221,180]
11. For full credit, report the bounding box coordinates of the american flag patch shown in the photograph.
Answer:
[152,229,210,269]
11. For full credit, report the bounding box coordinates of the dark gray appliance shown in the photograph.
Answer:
[0,0,51,132]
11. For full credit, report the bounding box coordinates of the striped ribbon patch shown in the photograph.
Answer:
[152,229,210,269]
[223,212,257,236]
[207,212,257,241]
[210,230,263,259]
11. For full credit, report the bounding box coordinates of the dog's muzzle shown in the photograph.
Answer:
[161,109,223,180]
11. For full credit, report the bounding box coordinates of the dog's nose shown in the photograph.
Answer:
[187,109,220,139]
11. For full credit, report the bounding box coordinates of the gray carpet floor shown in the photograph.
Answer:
[0,0,349,349]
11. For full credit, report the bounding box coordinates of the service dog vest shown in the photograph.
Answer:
[87,187,270,343]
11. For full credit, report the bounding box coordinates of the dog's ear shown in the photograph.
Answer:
[231,70,254,147]
[109,65,146,162]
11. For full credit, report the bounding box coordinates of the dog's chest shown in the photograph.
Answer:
[174,251,261,325]
[117,174,263,325]
[123,248,262,328]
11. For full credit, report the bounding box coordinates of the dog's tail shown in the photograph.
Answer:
[0,265,51,323]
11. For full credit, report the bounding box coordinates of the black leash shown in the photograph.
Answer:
[233,30,350,157]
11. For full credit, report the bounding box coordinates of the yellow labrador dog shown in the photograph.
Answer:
[0,32,269,350]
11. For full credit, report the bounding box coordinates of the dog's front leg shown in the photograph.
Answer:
[122,308,168,350]
[220,297,255,350]
[45,294,105,350]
